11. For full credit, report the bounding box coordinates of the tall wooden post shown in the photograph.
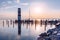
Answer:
[18,8,21,35]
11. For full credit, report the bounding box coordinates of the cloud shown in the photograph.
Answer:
[7,1,12,4]
[0,5,18,10]
[4,6,17,9]
[2,2,6,4]
[2,1,12,5]
[1,2,7,6]
[21,3,29,6]
[16,0,20,3]
[0,0,19,9]
[1,1,12,7]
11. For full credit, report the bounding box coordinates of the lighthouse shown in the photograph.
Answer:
[18,8,21,35]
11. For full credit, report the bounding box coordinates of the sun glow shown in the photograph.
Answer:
[31,6,43,14]
[33,7,43,14]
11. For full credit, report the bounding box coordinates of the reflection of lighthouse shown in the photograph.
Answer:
[18,8,21,35]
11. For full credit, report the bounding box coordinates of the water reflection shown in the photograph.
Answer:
[3,20,4,27]
[1,19,60,32]
[10,20,12,25]
[13,21,14,28]
[0,19,60,40]
[18,20,21,35]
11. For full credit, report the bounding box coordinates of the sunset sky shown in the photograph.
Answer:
[0,0,60,19]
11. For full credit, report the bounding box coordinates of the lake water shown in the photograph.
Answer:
[0,20,56,40]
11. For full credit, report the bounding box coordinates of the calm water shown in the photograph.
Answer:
[0,20,56,40]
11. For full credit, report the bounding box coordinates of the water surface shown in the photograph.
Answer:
[0,20,55,40]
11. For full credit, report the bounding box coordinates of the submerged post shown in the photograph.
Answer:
[18,8,21,35]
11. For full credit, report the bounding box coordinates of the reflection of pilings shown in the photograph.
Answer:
[40,20,42,26]
[35,20,37,30]
[6,20,8,24]
[30,21,34,26]
[6,20,9,27]
[26,23,29,29]
[44,20,47,30]
[10,20,12,25]
[22,22,24,27]
[13,21,14,28]
[3,20,4,27]
[8,20,9,27]
[18,8,21,35]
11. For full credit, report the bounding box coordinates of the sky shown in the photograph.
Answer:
[0,0,60,19]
